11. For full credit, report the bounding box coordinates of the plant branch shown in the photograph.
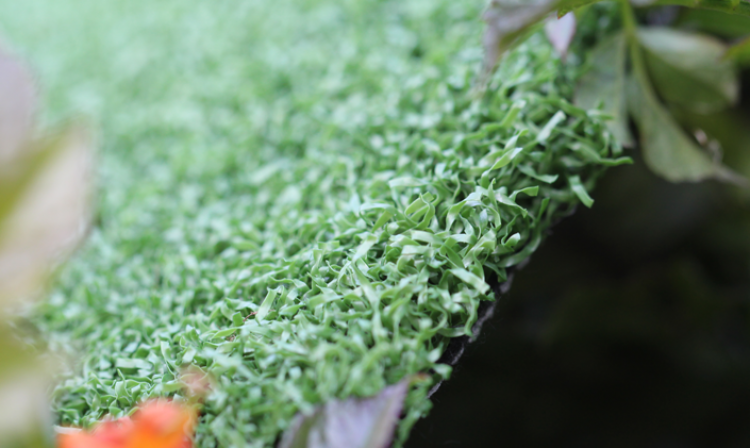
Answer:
[621,0,653,95]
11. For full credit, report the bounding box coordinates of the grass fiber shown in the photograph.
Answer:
[0,1,620,446]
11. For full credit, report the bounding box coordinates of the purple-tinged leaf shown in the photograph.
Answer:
[480,0,601,86]
[0,126,94,310]
[481,0,556,86]
[278,379,411,448]
[0,45,36,166]
[544,12,576,60]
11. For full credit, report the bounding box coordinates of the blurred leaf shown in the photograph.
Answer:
[0,45,36,166]
[545,12,577,60]
[0,126,93,310]
[0,134,71,224]
[0,370,53,448]
[628,74,737,183]
[638,27,738,113]
[481,0,598,82]
[278,379,410,448]
[481,0,555,82]
[575,32,633,147]
[0,322,53,448]
[670,106,750,182]
[557,0,602,17]
[648,0,750,17]
[725,35,750,67]
[675,8,750,38]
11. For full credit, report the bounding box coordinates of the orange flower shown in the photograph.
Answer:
[58,399,197,448]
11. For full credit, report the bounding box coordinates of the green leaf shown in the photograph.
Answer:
[557,0,603,17]
[575,32,633,147]
[278,379,411,448]
[669,106,750,182]
[675,9,750,39]
[644,0,750,19]
[638,27,739,113]
[628,74,734,182]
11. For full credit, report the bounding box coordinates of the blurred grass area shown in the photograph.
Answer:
[408,149,750,447]
[0,0,480,239]
[0,0,483,325]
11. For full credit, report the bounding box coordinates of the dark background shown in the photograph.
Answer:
[408,153,750,448]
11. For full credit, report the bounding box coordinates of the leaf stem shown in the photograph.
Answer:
[621,0,653,96]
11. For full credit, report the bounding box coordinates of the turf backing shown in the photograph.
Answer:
[0,1,620,446]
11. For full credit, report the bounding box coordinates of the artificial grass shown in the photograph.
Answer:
[0,0,621,446]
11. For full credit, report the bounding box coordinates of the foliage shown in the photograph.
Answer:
[484,0,750,183]
[0,0,627,446]
[0,47,92,314]
[0,43,93,447]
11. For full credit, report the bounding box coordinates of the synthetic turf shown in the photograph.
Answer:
[0,1,619,446]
